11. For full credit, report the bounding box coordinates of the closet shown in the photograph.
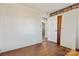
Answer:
[77,9,79,50]
[48,8,79,50]
[61,9,77,50]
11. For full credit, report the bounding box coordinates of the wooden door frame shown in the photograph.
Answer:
[57,15,62,45]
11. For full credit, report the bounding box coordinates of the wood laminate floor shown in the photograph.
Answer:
[1,41,71,56]
[65,50,79,56]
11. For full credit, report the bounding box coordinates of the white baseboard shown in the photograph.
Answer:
[48,40,57,43]
[1,41,42,53]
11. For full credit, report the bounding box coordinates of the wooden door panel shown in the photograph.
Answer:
[57,15,62,45]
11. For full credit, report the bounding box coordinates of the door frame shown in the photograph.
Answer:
[42,22,45,39]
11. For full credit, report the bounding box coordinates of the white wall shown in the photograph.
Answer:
[0,4,42,52]
[47,16,57,43]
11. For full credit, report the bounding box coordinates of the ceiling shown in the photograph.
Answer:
[21,3,74,13]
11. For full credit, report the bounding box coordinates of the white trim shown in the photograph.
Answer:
[1,41,42,53]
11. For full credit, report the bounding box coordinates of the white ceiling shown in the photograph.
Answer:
[21,3,74,13]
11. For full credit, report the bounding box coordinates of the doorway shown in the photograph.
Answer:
[42,22,45,39]
[57,15,62,45]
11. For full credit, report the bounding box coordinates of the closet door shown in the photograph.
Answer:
[61,10,77,50]
[48,16,57,43]
[77,9,79,49]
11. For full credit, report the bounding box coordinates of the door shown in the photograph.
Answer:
[57,15,62,45]
[61,10,76,50]
[42,22,45,39]
[76,9,79,50]
[48,16,57,43]
[48,15,62,45]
